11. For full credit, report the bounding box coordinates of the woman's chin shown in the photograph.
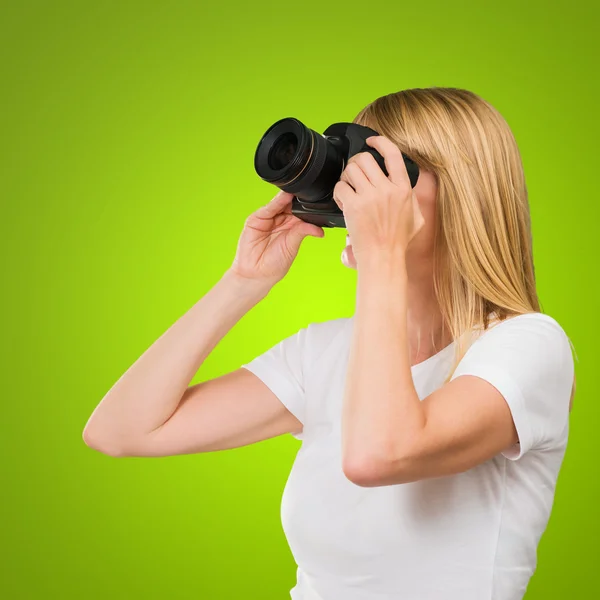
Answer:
[341,245,357,270]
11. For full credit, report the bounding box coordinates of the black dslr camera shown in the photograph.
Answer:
[254,117,419,228]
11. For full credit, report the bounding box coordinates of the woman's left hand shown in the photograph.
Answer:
[333,135,425,267]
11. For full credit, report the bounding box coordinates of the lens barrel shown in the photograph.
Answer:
[254,118,346,203]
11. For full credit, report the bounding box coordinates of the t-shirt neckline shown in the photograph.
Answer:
[347,315,456,371]
[411,340,456,370]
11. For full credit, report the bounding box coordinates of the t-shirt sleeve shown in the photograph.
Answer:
[240,326,310,440]
[449,313,574,460]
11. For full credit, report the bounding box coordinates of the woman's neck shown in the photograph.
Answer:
[405,256,449,365]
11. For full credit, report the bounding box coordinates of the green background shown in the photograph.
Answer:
[1,1,597,598]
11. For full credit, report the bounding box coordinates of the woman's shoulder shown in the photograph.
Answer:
[305,315,353,342]
[298,316,353,363]
[467,311,574,372]
[485,311,569,341]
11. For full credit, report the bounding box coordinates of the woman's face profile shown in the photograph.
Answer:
[341,168,438,270]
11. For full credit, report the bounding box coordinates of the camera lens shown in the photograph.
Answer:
[254,117,345,204]
[268,132,298,170]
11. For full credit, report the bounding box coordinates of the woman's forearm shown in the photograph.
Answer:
[341,254,425,473]
[83,269,272,445]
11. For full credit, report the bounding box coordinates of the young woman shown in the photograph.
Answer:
[83,87,576,600]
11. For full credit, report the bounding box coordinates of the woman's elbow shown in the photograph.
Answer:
[82,425,127,457]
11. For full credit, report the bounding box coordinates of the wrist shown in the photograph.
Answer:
[357,249,408,281]
[222,269,275,299]
[355,253,409,319]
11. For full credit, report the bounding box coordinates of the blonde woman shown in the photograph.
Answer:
[83,87,576,600]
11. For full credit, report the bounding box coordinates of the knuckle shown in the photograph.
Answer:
[395,185,410,198]
[353,154,365,167]
[353,153,367,168]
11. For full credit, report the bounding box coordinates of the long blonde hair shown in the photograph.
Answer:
[352,87,546,381]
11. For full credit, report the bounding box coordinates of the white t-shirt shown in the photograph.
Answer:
[241,312,574,600]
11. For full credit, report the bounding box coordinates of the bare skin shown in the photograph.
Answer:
[85,160,563,460]
[83,168,446,458]
[341,167,447,363]
[82,191,324,456]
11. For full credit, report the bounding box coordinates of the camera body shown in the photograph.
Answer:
[254,117,419,228]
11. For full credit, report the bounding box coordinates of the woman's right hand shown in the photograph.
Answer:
[228,190,325,287]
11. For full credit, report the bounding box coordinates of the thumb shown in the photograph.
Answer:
[289,222,325,246]
[306,224,325,238]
